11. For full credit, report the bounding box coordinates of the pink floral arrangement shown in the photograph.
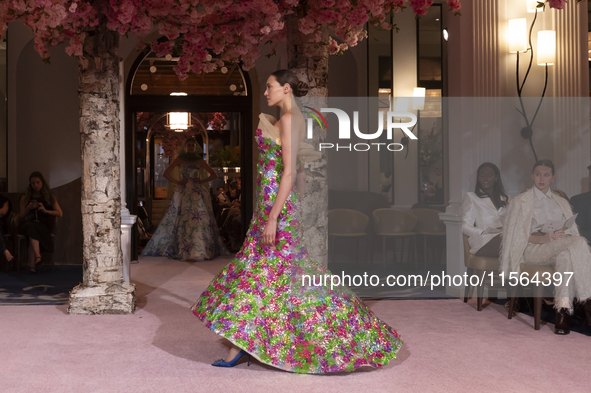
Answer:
[0,0,468,77]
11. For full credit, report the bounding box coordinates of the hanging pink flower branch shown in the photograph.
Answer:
[1,1,467,76]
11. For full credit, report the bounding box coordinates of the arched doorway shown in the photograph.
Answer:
[125,51,253,259]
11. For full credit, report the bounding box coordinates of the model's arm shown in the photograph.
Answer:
[18,195,36,221]
[163,157,186,186]
[461,194,484,238]
[196,160,218,183]
[262,114,297,246]
[38,195,63,217]
[0,201,8,218]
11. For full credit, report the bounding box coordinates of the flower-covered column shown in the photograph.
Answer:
[68,28,135,314]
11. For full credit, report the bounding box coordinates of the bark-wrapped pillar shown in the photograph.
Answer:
[68,28,135,314]
[286,14,329,266]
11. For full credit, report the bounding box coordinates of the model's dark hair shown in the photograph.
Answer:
[23,171,54,206]
[532,159,555,175]
[474,162,507,209]
[271,69,309,97]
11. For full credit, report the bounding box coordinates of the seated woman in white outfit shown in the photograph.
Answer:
[501,159,591,335]
[463,162,509,257]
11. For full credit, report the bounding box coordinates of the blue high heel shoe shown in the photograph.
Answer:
[212,349,251,367]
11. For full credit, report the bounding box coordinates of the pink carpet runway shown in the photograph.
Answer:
[1,256,589,393]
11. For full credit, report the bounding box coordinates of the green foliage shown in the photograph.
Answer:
[209,140,240,167]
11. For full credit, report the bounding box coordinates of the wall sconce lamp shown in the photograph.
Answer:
[509,1,553,162]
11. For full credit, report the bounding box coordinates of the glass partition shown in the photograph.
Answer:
[0,41,6,191]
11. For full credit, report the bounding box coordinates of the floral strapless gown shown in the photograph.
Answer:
[191,114,402,374]
[141,163,228,261]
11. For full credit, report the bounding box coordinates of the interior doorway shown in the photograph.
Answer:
[125,51,253,260]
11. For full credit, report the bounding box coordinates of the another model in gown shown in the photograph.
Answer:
[192,70,402,374]
[142,138,228,261]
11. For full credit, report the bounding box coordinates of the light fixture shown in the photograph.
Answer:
[508,19,527,53]
[509,8,550,162]
[526,0,543,13]
[165,54,172,61]
[537,30,556,65]
[167,112,191,132]
[442,28,449,41]
[412,88,425,111]
[221,67,228,74]
[229,84,237,91]
[150,66,157,73]
[378,88,391,94]
[140,84,148,91]
[170,92,187,96]
[206,54,212,61]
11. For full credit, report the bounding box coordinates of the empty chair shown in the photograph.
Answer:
[411,208,446,268]
[372,209,417,268]
[328,209,369,264]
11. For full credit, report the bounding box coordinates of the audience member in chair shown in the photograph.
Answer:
[18,172,63,274]
[0,194,14,262]
[500,159,591,335]
[570,164,591,245]
[462,162,509,257]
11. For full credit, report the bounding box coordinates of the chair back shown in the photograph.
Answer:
[328,209,369,235]
[462,234,472,267]
[412,208,446,234]
[372,209,417,234]
[328,190,389,234]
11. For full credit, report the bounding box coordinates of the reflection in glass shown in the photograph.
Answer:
[417,5,444,205]
[0,42,6,191]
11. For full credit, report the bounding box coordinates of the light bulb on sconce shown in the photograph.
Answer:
[508,19,527,53]
[412,88,425,111]
[442,28,449,42]
[537,30,556,65]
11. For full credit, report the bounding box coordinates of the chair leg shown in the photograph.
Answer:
[355,237,360,264]
[402,237,407,264]
[423,236,427,269]
[329,236,334,264]
[476,270,484,311]
[414,236,418,269]
[412,235,418,269]
[367,235,373,264]
[464,267,474,303]
[382,236,386,269]
[508,286,518,320]
[533,284,544,330]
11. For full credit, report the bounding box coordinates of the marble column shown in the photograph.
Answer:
[441,0,502,298]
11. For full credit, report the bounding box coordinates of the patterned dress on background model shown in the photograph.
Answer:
[142,163,227,261]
